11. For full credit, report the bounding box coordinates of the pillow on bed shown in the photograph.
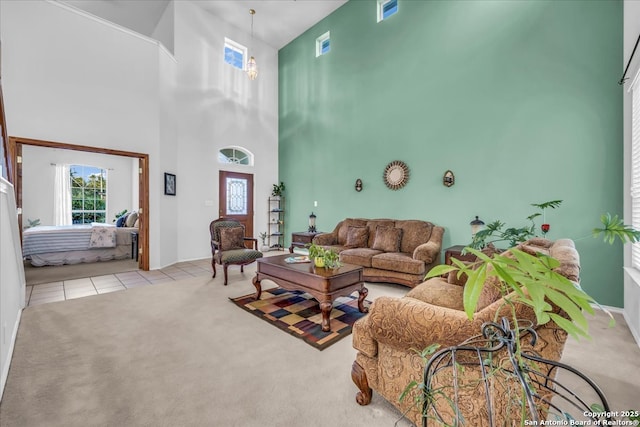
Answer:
[125,212,138,228]
[116,215,127,227]
[89,226,116,248]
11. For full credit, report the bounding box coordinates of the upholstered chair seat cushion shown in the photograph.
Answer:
[371,252,426,275]
[340,248,384,267]
[220,249,263,263]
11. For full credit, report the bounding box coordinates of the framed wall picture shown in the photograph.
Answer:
[164,173,176,196]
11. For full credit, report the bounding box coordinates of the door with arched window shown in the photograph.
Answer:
[218,170,254,242]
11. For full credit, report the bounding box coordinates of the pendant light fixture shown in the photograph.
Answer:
[247,9,258,80]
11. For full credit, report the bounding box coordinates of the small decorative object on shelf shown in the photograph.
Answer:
[308,212,316,232]
[271,181,285,197]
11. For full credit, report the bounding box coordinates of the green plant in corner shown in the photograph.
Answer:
[398,209,640,425]
[23,218,40,229]
[258,232,267,246]
[113,209,128,223]
[271,182,285,197]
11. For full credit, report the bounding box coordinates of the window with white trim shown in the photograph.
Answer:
[378,0,398,22]
[631,76,640,268]
[224,38,247,70]
[377,0,398,22]
[316,32,330,57]
[218,147,253,166]
[70,165,107,224]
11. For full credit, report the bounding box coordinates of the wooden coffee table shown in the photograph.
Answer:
[252,254,368,332]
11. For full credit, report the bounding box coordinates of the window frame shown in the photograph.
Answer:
[377,0,398,22]
[224,37,248,71]
[315,31,331,58]
[70,164,107,224]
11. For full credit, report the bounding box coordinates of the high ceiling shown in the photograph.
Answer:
[61,0,349,49]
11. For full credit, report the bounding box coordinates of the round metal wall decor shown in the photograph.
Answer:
[383,160,410,190]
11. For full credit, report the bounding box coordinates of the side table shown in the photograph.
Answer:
[444,245,476,265]
[289,231,323,253]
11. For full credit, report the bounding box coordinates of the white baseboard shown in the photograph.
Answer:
[0,308,23,402]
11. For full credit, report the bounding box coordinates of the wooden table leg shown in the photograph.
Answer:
[357,285,369,313]
[252,274,262,300]
[319,301,333,332]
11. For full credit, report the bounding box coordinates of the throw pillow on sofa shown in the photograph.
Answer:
[372,226,403,252]
[346,226,369,248]
[220,226,246,251]
[125,212,138,228]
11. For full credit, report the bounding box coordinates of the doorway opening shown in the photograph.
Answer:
[9,136,150,270]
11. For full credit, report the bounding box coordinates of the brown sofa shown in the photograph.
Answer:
[312,218,444,287]
[351,238,580,426]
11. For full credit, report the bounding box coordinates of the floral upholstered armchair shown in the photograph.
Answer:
[351,238,580,426]
[209,218,263,286]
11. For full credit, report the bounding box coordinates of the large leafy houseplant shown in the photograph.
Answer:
[399,206,640,425]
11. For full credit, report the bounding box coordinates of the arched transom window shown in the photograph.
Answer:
[218,147,253,166]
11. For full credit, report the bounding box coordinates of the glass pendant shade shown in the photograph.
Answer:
[247,56,258,80]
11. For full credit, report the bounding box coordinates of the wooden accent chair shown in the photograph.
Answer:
[209,218,263,286]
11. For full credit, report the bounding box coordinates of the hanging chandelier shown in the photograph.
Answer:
[247,9,258,80]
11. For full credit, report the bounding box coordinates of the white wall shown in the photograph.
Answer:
[174,1,279,261]
[0,0,177,269]
[152,1,174,55]
[623,0,640,347]
[21,145,135,226]
[0,178,25,400]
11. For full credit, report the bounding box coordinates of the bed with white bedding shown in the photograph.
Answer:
[22,224,136,266]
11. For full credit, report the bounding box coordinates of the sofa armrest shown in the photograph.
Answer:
[413,226,444,264]
[313,233,337,246]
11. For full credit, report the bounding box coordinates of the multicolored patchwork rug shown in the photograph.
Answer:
[230,287,370,350]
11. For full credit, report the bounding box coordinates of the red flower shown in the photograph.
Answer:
[541,223,550,233]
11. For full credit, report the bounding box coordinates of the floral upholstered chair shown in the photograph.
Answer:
[351,238,580,425]
[209,218,263,286]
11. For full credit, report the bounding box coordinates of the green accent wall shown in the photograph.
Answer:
[279,0,624,307]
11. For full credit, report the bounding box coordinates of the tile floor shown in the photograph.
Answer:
[25,259,214,307]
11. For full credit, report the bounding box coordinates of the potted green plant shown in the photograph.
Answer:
[307,243,325,267]
[400,207,640,425]
[322,248,342,269]
[258,232,269,252]
[271,182,285,198]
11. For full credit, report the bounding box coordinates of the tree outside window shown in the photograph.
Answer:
[70,165,107,224]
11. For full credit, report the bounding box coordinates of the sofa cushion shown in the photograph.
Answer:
[340,248,383,267]
[372,252,425,275]
[395,220,433,254]
[406,278,464,311]
[346,226,369,248]
[372,226,403,252]
[337,219,368,245]
[219,226,246,251]
[366,220,395,247]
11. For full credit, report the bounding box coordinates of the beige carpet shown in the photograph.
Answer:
[24,259,139,285]
[1,265,639,426]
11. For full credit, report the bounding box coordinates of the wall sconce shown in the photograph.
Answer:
[443,170,455,187]
[309,212,317,232]
[355,178,363,192]
[470,215,485,238]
